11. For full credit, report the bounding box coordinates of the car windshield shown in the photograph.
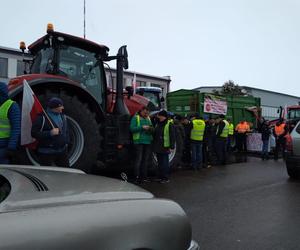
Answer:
[0,175,11,203]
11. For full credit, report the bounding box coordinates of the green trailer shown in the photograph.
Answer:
[167,89,261,127]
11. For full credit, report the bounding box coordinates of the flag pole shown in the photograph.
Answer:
[41,107,55,129]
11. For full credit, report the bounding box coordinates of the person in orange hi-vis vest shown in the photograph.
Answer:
[235,120,250,152]
[273,118,288,160]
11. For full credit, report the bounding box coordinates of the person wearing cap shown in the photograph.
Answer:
[130,106,153,183]
[215,114,229,165]
[31,97,69,167]
[152,110,175,183]
[0,82,21,164]
[189,113,206,170]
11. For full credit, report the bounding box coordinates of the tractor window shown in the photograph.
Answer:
[58,46,105,105]
[288,109,300,119]
[143,92,160,109]
[31,47,55,74]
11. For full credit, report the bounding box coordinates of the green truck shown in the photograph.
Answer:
[167,89,261,127]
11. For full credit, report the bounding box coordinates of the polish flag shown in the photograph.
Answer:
[21,79,44,146]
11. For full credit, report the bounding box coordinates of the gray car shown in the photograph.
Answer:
[285,121,300,179]
[0,165,199,250]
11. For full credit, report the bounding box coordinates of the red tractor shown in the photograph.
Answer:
[9,25,182,173]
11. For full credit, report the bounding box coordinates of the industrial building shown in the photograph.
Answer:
[0,45,171,98]
[194,86,300,120]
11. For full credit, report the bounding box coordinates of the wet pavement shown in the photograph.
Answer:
[140,157,300,250]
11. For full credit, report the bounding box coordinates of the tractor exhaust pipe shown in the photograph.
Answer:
[113,46,129,115]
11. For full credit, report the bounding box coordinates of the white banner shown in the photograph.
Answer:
[203,94,227,115]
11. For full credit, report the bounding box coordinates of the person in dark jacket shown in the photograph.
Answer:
[203,116,214,168]
[152,110,175,183]
[0,82,21,164]
[273,118,288,160]
[260,119,271,160]
[180,115,191,168]
[31,97,69,167]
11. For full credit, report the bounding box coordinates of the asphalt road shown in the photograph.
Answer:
[140,157,300,250]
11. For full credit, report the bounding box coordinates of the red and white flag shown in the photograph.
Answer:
[21,79,44,146]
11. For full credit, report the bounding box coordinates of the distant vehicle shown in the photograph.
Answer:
[285,121,300,179]
[0,165,199,250]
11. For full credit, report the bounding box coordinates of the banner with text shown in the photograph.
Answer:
[203,94,227,115]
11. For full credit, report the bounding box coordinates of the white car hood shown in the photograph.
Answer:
[0,165,153,212]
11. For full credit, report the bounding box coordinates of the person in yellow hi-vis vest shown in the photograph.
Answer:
[189,113,206,170]
[215,114,229,165]
[130,106,153,184]
[153,110,175,183]
[0,82,21,164]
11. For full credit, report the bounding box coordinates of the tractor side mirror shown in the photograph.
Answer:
[160,96,165,102]
[117,45,129,70]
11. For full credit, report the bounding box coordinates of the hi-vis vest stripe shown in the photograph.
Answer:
[190,119,205,141]
[0,99,14,138]
[132,114,151,141]
[216,119,229,138]
[163,120,171,147]
[228,123,234,135]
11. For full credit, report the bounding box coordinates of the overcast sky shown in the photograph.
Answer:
[1,0,300,96]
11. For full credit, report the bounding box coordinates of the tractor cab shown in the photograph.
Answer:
[27,25,109,106]
[286,105,300,132]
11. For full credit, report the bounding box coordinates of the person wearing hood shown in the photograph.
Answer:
[31,97,69,167]
[0,82,21,164]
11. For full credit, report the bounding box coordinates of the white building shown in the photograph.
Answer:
[194,86,300,120]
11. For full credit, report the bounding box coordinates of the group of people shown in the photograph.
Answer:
[130,107,175,183]
[259,118,288,160]
[178,113,238,170]
[130,108,242,184]
[0,81,69,166]
[0,78,289,179]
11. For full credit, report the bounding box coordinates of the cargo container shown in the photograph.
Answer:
[167,89,261,127]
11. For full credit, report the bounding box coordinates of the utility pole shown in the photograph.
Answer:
[84,0,86,39]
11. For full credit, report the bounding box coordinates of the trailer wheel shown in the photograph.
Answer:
[22,91,103,174]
